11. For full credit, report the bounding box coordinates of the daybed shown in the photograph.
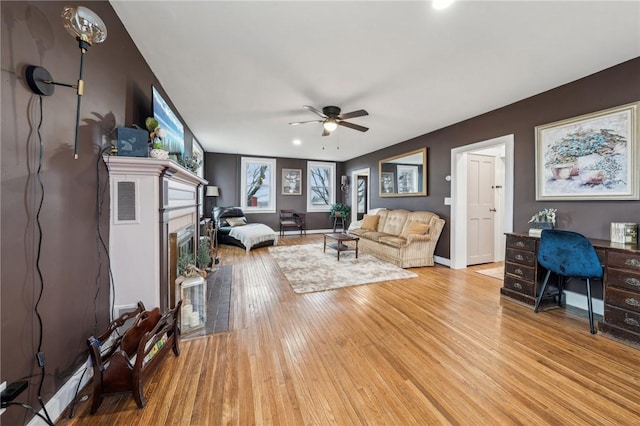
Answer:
[348,209,445,268]
[213,206,277,251]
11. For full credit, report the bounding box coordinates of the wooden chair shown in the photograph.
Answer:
[279,209,305,237]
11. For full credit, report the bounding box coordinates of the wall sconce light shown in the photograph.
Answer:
[25,6,107,159]
[340,175,349,192]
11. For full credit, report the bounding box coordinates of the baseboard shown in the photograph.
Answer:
[434,256,450,267]
[564,290,604,316]
[28,357,93,426]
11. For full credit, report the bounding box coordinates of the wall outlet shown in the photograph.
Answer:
[0,381,6,415]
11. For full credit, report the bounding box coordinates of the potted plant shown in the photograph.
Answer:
[329,203,351,221]
[146,117,169,159]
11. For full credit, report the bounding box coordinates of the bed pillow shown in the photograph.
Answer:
[361,214,380,231]
[400,221,430,238]
[226,217,247,227]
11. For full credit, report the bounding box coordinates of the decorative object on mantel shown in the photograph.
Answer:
[146,117,169,159]
[177,150,202,172]
[528,208,557,237]
[610,222,638,244]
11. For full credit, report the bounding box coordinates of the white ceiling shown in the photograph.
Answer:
[109,1,640,162]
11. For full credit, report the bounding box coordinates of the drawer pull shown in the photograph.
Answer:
[516,241,525,248]
[513,282,523,290]
[625,277,640,288]
[625,298,640,307]
[624,317,640,327]
[514,268,523,276]
[515,254,524,261]
[625,259,640,267]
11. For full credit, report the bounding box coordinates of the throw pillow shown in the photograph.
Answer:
[361,214,380,231]
[226,217,247,227]
[400,221,430,238]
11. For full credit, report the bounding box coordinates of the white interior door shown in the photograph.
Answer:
[467,154,495,265]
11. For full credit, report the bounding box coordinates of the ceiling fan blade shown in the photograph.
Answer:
[289,119,323,126]
[303,105,327,118]
[338,109,368,120]
[338,121,369,132]
[322,127,331,137]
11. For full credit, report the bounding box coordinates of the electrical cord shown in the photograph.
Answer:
[1,402,55,426]
[34,95,55,426]
[96,146,116,322]
[68,145,115,419]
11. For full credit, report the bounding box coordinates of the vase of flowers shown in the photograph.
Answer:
[146,117,168,159]
[528,208,557,229]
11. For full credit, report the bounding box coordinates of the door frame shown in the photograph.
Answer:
[351,168,370,225]
[450,135,514,269]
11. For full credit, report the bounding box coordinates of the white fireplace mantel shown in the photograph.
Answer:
[104,156,207,317]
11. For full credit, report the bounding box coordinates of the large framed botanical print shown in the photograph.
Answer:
[535,102,638,200]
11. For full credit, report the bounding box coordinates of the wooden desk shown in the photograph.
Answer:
[501,233,640,347]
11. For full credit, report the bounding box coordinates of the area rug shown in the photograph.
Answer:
[269,244,418,294]
[475,265,504,280]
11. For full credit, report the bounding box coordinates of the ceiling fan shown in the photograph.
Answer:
[289,105,369,136]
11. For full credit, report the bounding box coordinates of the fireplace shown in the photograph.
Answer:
[105,156,206,316]
[169,224,195,308]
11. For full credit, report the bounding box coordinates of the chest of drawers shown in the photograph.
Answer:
[501,233,640,348]
[599,250,640,345]
[500,234,547,306]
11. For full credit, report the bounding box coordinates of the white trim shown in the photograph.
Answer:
[434,255,450,267]
[307,161,336,212]
[565,290,604,316]
[350,168,371,227]
[450,135,514,269]
[240,157,276,213]
[28,357,93,426]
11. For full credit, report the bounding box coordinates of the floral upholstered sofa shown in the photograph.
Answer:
[348,209,445,268]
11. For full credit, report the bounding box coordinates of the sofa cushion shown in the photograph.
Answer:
[226,217,247,227]
[400,221,430,238]
[361,214,380,231]
[358,231,388,242]
[380,209,410,235]
[378,235,407,248]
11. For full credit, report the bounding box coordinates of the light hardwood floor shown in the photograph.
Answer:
[60,235,640,425]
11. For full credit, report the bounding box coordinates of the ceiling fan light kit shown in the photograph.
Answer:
[289,105,369,136]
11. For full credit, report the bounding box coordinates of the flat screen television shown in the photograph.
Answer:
[152,85,184,154]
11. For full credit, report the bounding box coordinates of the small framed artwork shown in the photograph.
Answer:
[282,168,302,195]
[381,172,395,194]
[535,102,639,200]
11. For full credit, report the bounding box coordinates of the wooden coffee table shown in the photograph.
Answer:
[323,233,359,261]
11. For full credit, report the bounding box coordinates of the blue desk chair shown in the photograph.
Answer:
[534,229,603,334]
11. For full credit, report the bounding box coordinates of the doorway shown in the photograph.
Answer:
[351,168,370,224]
[450,135,514,269]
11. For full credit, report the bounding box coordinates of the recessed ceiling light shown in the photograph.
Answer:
[433,0,455,10]
[293,139,302,145]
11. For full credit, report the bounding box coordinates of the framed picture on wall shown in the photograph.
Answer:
[381,172,395,194]
[535,102,639,200]
[282,168,302,195]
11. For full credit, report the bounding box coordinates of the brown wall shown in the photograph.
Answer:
[1,2,196,424]
[345,57,640,260]
[204,153,347,230]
